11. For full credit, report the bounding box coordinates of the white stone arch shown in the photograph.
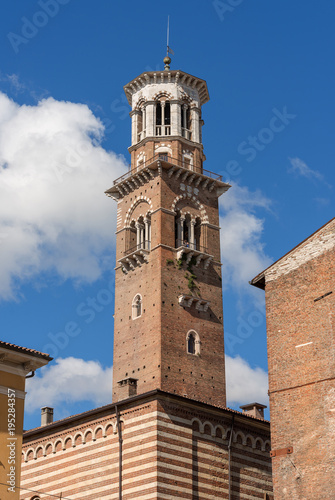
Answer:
[54,438,64,452]
[73,431,84,447]
[64,434,74,449]
[191,417,202,433]
[202,420,215,437]
[179,90,193,105]
[24,447,35,462]
[34,445,44,460]
[132,293,142,319]
[125,196,153,226]
[264,439,271,452]
[245,433,255,448]
[254,437,264,451]
[155,144,172,154]
[214,424,226,440]
[94,425,105,441]
[155,143,172,161]
[44,441,54,455]
[234,430,246,445]
[104,421,114,436]
[83,428,94,444]
[153,90,173,102]
[171,194,208,223]
[186,329,201,355]
[135,97,147,110]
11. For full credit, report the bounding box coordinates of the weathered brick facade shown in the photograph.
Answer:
[251,217,335,500]
[111,163,227,406]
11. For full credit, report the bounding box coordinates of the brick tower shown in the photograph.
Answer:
[20,60,274,500]
[106,61,231,407]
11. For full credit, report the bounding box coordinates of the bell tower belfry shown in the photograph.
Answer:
[106,60,231,407]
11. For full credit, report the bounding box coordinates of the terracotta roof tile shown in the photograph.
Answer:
[0,340,52,360]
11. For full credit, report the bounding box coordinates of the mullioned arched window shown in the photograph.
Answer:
[186,330,201,355]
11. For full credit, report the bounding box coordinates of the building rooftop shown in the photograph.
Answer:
[250,216,335,289]
[0,340,52,361]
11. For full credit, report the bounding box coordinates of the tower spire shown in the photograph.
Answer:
[164,15,174,70]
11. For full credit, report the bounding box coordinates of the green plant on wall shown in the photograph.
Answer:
[184,272,197,292]
[177,253,200,295]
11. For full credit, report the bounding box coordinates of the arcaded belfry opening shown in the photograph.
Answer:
[181,101,191,140]
[127,214,151,254]
[175,211,202,251]
[156,98,171,137]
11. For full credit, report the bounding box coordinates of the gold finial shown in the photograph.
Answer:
[164,55,171,70]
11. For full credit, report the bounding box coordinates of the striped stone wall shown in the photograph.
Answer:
[21,393,273,499]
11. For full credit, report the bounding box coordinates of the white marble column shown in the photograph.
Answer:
[144,218,150,249]
[191,107,200,143]
[140,225,145,248]
[170,101,180,136]
[161,102,165,134]
[183,104,188,134]
[130,110,139,146]
[136,222,141,248]
[190,220,196,249]
[179,216,185,246]
[145,101,155,137]
[142,107,146,138]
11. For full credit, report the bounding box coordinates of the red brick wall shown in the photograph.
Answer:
[113,166,226,406]
[265,244,335,499]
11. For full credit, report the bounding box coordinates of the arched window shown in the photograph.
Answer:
[188,333,195,354]
[181,104,191,139]
[132,294,142,319]
[156,100,171,136]
[186,330,200,355]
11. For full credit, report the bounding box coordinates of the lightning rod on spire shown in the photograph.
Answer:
[164,15,174,70]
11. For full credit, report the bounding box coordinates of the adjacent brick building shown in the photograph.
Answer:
[0,341,51,500]
[251,217,335,500]
[20,60,273,499]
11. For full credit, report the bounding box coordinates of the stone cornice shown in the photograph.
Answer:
[127,134,204,153]
[124,70,210,107]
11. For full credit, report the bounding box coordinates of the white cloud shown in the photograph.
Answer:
[25,357,113,413]
[288,157,331,187]
[225,355,268,407]
[219,183,272,295]
[0,91,128,300]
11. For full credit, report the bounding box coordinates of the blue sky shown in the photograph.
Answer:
[0,1,334,429]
